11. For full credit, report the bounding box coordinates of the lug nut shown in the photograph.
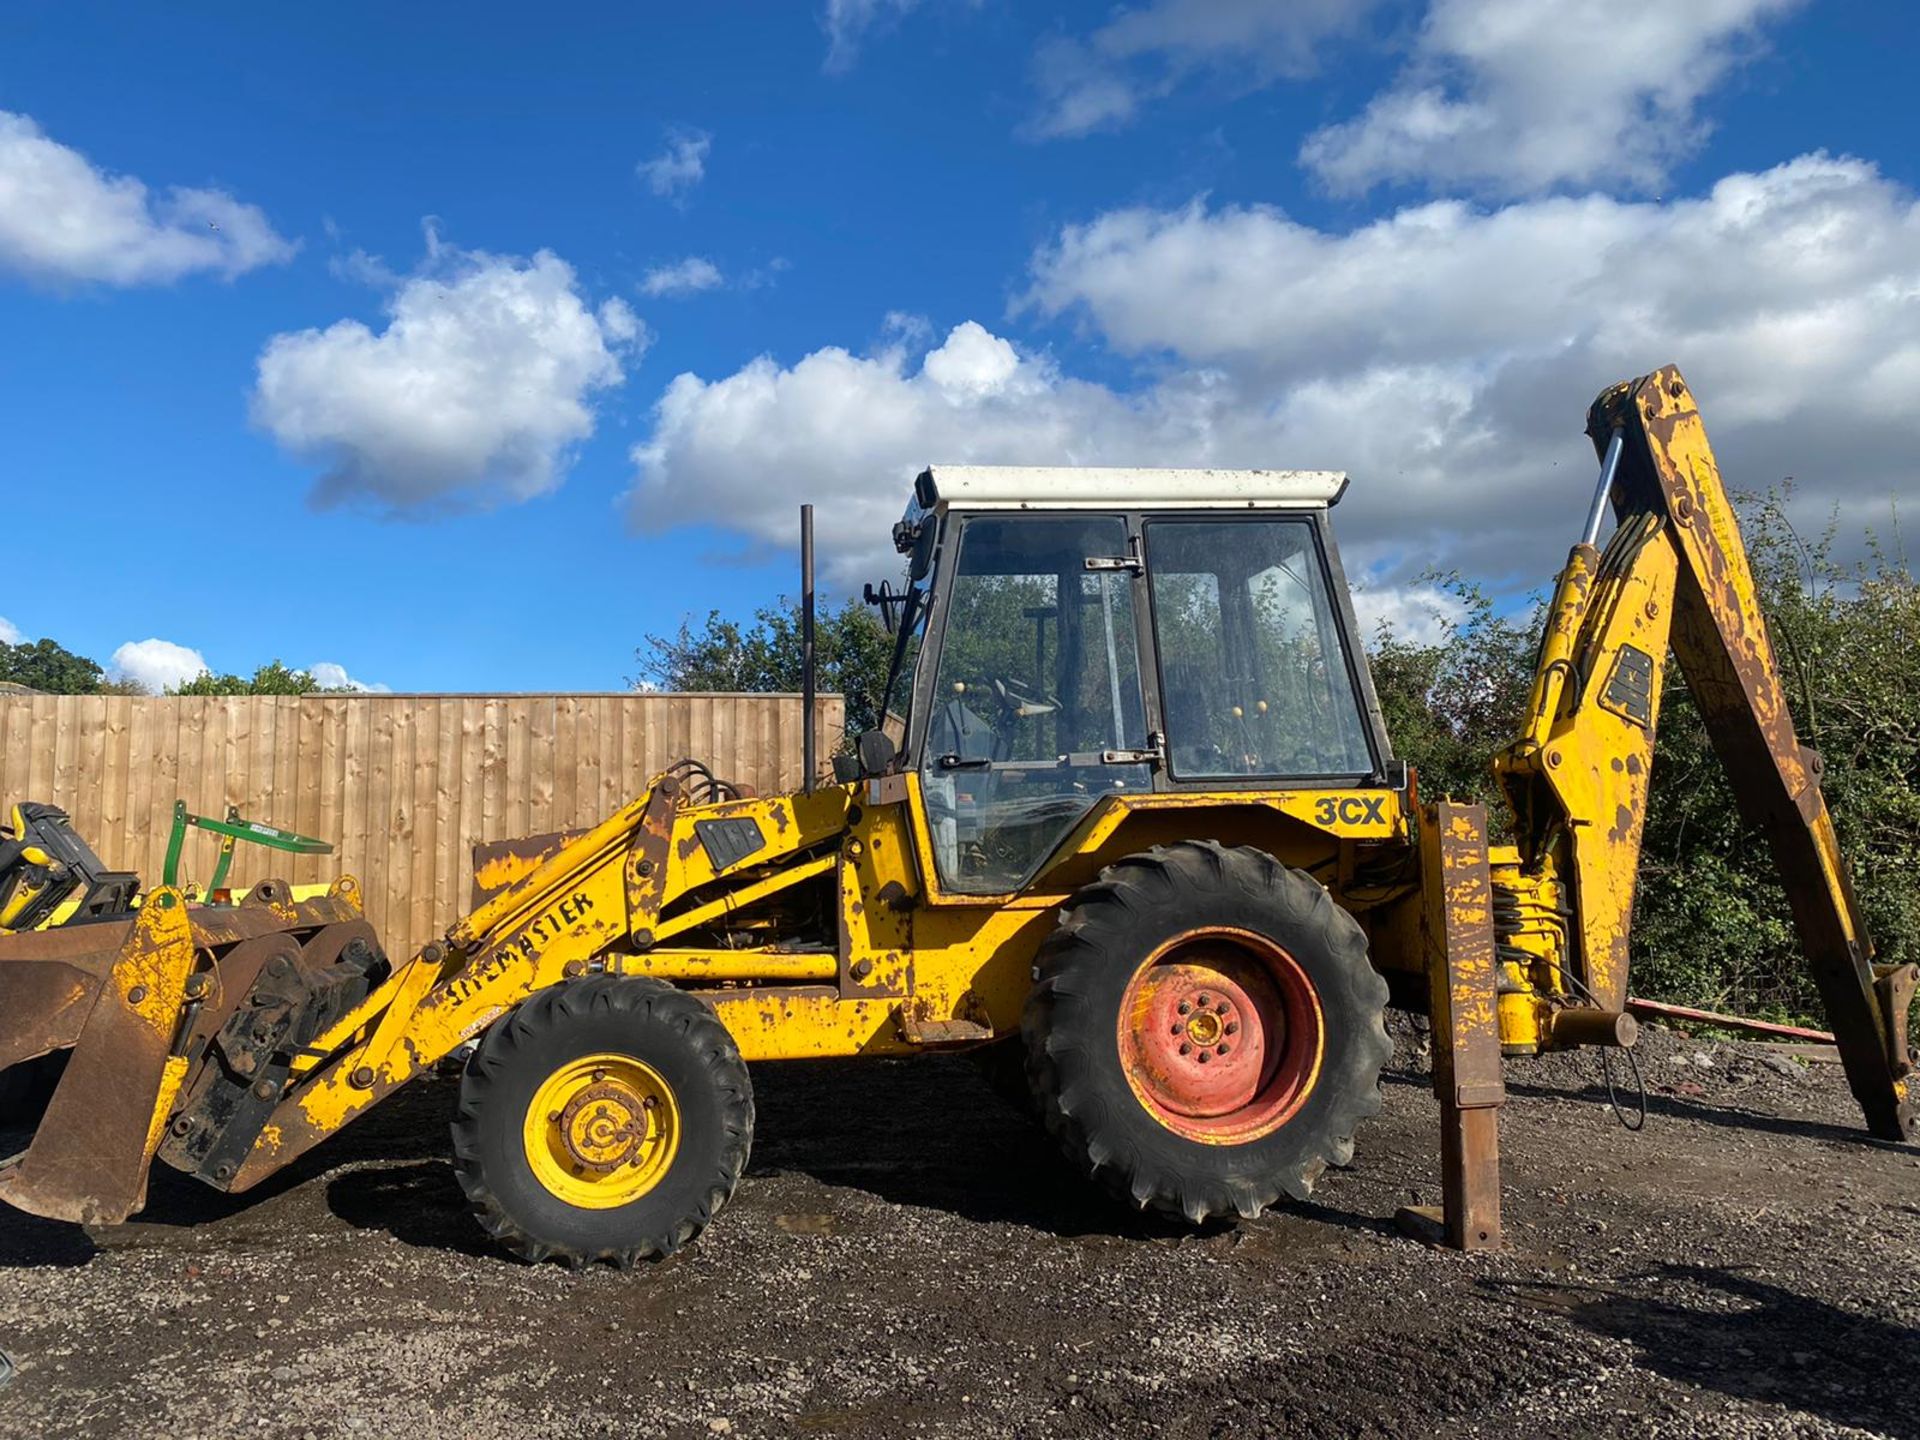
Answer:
[1169,1024,1181,1035]
[1197,1052,1211,1064]
[1215,1044,1228,1057]
[1177,1002,1190,1015]
[1179,1043,1191,1056]
[1196,994,1210,1007]
[1225,1021,1238,1035]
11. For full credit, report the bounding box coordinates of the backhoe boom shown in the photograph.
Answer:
[1497,366,1912,1139]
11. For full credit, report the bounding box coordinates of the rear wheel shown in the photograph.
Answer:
[452,976,754,1267]
[1023,840,1389,1224]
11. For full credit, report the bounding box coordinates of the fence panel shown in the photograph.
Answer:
[0,692,844,962]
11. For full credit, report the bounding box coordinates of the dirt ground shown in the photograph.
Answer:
[0,1022,1916,1440]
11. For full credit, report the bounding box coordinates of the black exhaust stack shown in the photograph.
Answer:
[801,503,816,795]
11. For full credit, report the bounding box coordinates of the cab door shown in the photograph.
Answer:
[913,512,1153,895]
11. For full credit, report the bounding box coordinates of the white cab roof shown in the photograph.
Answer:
[915,465,1348,511]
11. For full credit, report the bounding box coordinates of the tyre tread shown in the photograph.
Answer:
[450,975,753,1268]
[1023,840,1390,1225]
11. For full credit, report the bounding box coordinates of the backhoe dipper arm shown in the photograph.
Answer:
[1595,368,1911,1140]
[1501,365,1911,1140]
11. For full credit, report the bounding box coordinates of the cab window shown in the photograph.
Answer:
[1146,518,1373,779]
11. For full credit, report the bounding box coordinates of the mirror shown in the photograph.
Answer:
[863,579,902,635]
[855,728,897,778]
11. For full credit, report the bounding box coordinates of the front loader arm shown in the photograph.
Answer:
[227,774,859,1189]
[1498,365,1911,1139]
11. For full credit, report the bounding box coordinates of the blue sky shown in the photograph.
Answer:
[2,0,1915,692]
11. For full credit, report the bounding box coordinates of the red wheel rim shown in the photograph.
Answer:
[1117,926,1325,1142]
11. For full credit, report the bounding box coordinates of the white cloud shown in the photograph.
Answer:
[0,110,295,286]
[641,257,724,298]
[252,241,643,514]
[629,320,1303,586]
[307,661,390,693]
[1351,583,1470,647]
[1019,151,1920,575]
[633,153,1920,598]
[0,617,20,645]
[1027,0,1377,139]
[637,130,711,199]
[822,0,930,73]
[1301,0,1803,196]
[109,639,209,693]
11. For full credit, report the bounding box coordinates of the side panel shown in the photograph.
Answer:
[1537,528,1679,1007]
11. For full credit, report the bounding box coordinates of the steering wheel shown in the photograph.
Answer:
[990,676,1059,722]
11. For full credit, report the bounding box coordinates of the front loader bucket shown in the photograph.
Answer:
[0,891,197,1224]
[0,881,381,1226]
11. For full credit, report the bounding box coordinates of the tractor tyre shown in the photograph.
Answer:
[1023,840,1390,1225]
[452,975,754,1268]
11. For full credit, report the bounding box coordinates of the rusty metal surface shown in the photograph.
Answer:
[471,829,591,909]
[1413,802,1503,1251]
[0,889,198,1224]
[0,920,133,1069]
[1625,995,1836,1044]
[1592,366,1911,1140]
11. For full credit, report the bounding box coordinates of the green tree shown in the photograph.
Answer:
[1367,580,1540,824]
[0,637,106,694]
[1629,500,1919,1020]
[170,660,334,696]
[636,598,895,740]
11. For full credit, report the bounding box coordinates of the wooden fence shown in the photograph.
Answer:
[0,692,843,963]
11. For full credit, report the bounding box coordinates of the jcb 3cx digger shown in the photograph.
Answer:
[0,366,1910,1264]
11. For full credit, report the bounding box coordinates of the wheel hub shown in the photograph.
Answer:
[523,1054,681,1209]
[1116,928,1325,1142]
[557,1078,651,1171]
[1131,962,1274,1119]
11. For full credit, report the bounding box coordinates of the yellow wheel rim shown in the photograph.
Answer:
[522,1053,681,1209]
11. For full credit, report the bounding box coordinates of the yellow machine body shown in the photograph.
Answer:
[0,365,1910,1252]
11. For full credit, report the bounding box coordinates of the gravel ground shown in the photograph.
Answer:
[0,1021,1915,1439]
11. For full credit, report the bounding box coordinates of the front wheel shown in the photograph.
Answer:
[1023,841,1389,1224]
[452,976,754,1267]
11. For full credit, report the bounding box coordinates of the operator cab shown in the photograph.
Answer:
[868,466,1389,896]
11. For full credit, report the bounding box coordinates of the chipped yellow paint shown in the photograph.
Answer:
[1493,505,1678,1018]
[142,1056,189,1158]
[119,889,197,1043]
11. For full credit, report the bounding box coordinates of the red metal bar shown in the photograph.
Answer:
[1625,995,1835,1045]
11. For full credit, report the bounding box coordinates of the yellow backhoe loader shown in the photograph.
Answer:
[0,366,1909,1261]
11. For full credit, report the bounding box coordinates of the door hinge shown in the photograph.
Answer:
[1101,733,1165,767]
[1085,535,1145,574]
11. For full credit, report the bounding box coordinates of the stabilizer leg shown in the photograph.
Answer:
[1399,802,1505,1251]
